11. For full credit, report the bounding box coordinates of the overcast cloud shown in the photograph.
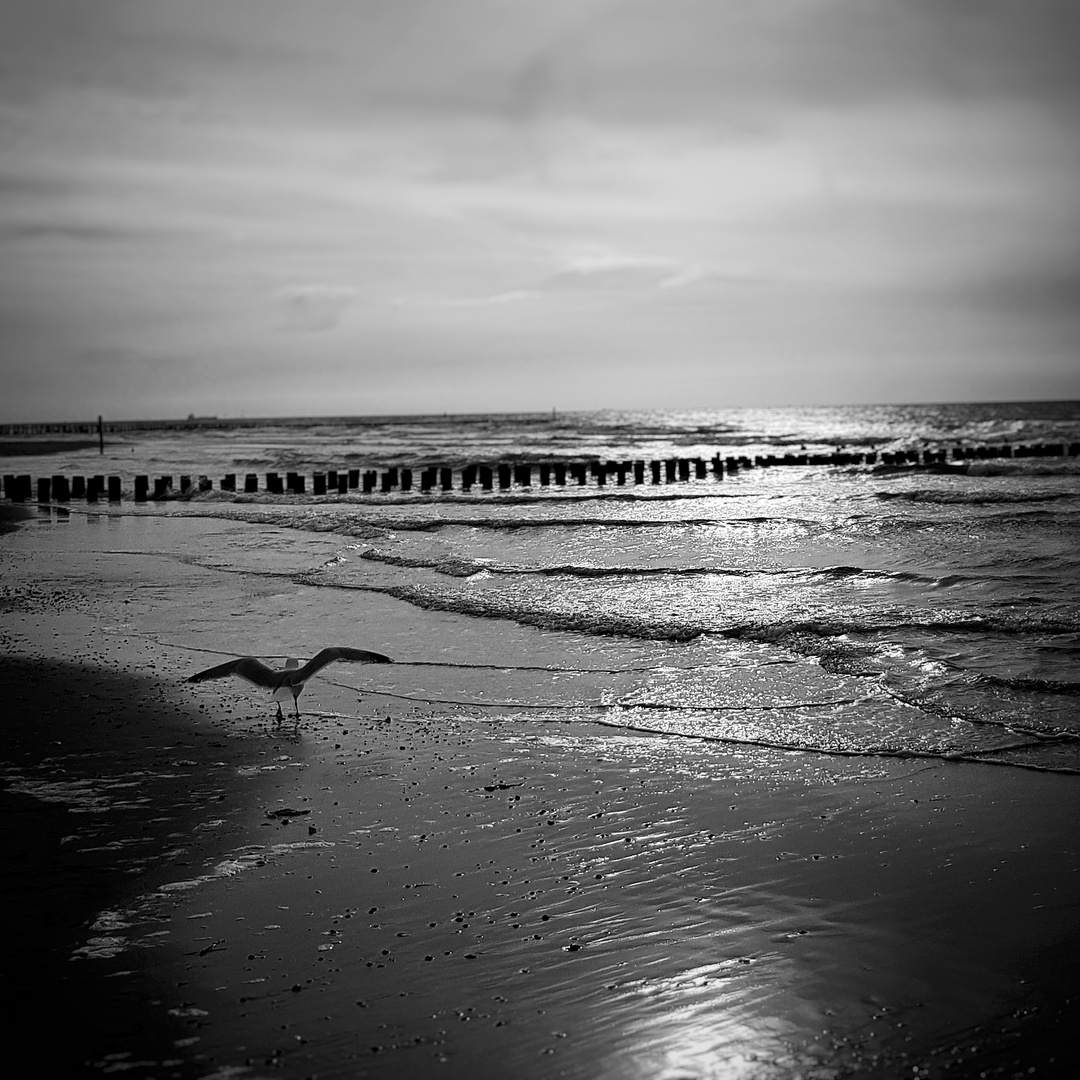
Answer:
[1,0,1078,419]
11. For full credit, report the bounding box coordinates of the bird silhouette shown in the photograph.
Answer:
[187,647,392,720]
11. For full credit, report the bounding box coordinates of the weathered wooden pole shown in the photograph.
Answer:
[440,467,453,491]
[107,476,121,502]
[651,461,661,483]
[134,476,149,502]
[71,476,86,499]
[479,465,493,491]
[337,473,349,494]
[348,469,360,489]
[363,470,377,493]
[313,473,327,495]
[554,464,566,486]
[245,474,258,493]
[400,468,412,491]
[633,460,645,484]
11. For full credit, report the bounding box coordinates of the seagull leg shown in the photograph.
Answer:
[275,701,284,723]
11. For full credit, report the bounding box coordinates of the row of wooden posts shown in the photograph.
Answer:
[4,442,1078,504]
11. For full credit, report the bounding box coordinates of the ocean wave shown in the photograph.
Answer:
[223,490,741,509]
[973,673,1080,697]
[874,489,1072,506]
[295,577,705,640]
[183,502,825,536]
[341,513,819,534]
[965,461,1080,478]
[294,573,1080,644]
[176,500,1080,552]
[732,613,1080,640]
[357,547,954,586]
[179,504,392,538]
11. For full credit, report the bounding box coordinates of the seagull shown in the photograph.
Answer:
[187,647,392,720]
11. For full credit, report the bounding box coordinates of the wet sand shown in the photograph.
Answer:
[2,508,1079,1078]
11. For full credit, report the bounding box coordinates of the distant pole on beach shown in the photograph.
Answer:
[98,415,104,454]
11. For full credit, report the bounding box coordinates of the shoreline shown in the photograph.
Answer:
[2,509,1078,1077]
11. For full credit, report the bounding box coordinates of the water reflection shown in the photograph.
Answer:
[595,959,822,1080]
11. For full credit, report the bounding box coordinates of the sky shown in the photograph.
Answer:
[2,0,1079,420]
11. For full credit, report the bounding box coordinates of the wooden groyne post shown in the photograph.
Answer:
[7,442,1080,507]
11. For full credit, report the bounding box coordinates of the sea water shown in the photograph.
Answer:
[8,402,1080,773]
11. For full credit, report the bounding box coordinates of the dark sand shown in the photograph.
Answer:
[1,657,279,1073]
[2,509,1079,1078]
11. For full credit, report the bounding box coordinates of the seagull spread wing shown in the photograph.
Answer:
[186,657,281,688]
[187,649,392,688]
[297,647,393,679]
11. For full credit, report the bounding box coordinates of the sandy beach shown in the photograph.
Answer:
[3,505,1078,1079]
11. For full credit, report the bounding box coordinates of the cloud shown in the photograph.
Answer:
[391,250,705,309]
[545,250,706,292]
[2,0,1078,418]
[274,283,358,332]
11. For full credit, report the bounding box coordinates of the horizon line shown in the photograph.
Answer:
[3,397,1079,430]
